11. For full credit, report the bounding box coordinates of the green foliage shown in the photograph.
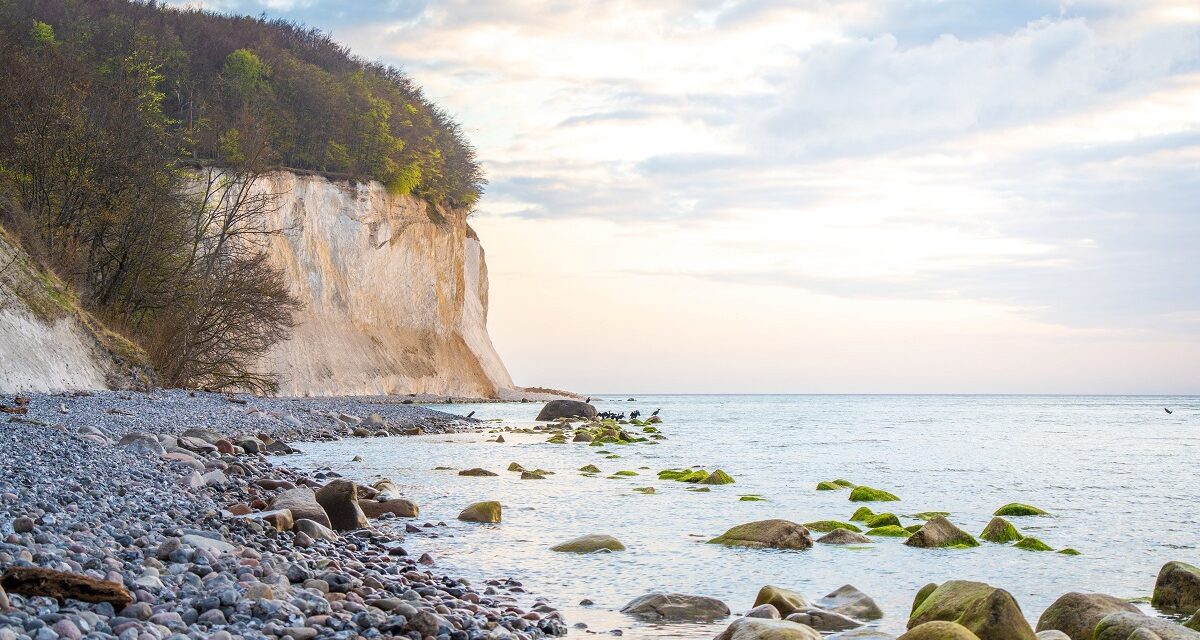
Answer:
[30,19,54,45]
[223,48,266,98]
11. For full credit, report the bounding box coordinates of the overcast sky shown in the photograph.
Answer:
[171,0,1200,393]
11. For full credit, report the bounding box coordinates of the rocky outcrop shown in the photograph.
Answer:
[909,580,1037,640]
[1036,593,1139,640]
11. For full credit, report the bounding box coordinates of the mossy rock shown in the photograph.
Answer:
[912,512,951,520]
[681,470,710,483]
[701,469,735,485]
[908,580,1037,640]
[642,426,659,433]
[457,501,501,523]
[614,470,639,477]
[596,449,612,454]
[993,503,1047,517]
[658,469,688,480]
[546,435,568,444]
[850,507,876,521]
[507,462,526,472]
[817,481,842,491]
[901,621,985,640]
[740,495,766,502]
[633,487,656,494]
[833,479,857,488]
[850,486,900,502]
[866,513,901,528]
[905,523,925,533]
[605,454,621,459]
[1013,537,1053,552]
[533,469,554,475]
[980,517,1023,543]
[550,534,625,553]
[709,519,813,549]
[579,464,602,473]
[754,585,812,617]
[905,516,980,549]
[867,525,911,537]
[805,520,862,533]
[1057,548,1081,556]
[433,466,454,470]
[521,471,546,480]
[687,487,711,492]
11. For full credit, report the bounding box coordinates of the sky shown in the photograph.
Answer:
[169,0,1200,394]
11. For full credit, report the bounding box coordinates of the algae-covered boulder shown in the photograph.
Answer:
[458,468,498,477]
[993,503,1047,517]
[521,471,546,480]
[550,534,625,553]
[1152,561,1200,614]
[850,486,900,502]
[817,585,884,621]
[755,585,812,618]
[1095,613,1200,640]
[536,399,597,421]
[908,580,1036,640]
[507,462,526,472]
[818,529,874,545]
[580,464,601,473]
[866,513,901,528]
[620,592,729,620]
[901,622,983,640]
[702,469,736,485]
[980,518,1023,543]
[715,617,822,640]
[850,507,876,521]
[912,512,951,520]
[818,482,842,491]
[805,521,862,533]
[867,525,910,537]
[1013,537,1053,552]
[457,501,501,523]
[1035,592,1139,640]
[709,520,812,550]
[904,516,979,549]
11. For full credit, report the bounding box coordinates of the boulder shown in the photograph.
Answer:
[715,617,822,640]
[118,433,165,457]
[747,605,782,619]
[459,468,498,477]
[294,518,337,542]
[181,427,224,444]
[817,585,884,621]
[755,585,812,618]
[849,486,900,502]
[268,488,331,529]
[1036,593,1139,640]
[1095,613,1200,640]
[702,469,736,485]
[550,534,625,553]
[866,513,901,528]
[785,609,862,631]
[908,580,1037,640]
[709,520,813,550]
[818,530,874,545]
[1038,633,1071,640]
[359,498,419,518]
[980,518,1023,543]
[535,400,598,421]
[1014,537,1053,552]
[993,503,1047,517]
[315,480,368,530]
[904,516,979,548]
[901,622,983,640]
[233,509,293,532]
[620,593,730,620]
[806,521,862,533]
[1186,611,1200,632]
[1153,562,1200,614]
[458,501,501,523]
[850,507,876,521]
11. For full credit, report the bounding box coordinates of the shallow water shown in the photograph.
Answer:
[289,395,1200,639]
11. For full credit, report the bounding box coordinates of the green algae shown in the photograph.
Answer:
[579,464,601,473]
[739,495,766,502]
[911,512,951,520]
[849,507,876,521]
[993,503,1048,517]
[1013,536,1053,551]
[866,525,911,537]
[804,520,862,533]
[979,517,1023,543]
[866,513,901,528]
[613,470,639,476]
[816,481,841,491]
[701,469,735,485]
[1057,548,1082,555]
[849,486,900,502]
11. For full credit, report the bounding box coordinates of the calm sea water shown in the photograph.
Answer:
[288,395,1200,639]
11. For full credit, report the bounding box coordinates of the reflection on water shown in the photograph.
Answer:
[287,395,1200,639]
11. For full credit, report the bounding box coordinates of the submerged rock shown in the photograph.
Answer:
[747,604,783,619]
[459,468,498,477]
[1014,537,1053,552]
[817,482,843,491]
[1036,592,1140,640]
[850,486,900,502]
[715,617,822,640]
[536,399,597,421]
[457,501,502,523]
[818,529,874,545]
[980,517,1023,543]
[755,585,812,618]
[709,520,813,550]
[360,498,419,518]
[805,521,862,533]
[620,592,730,620]
[786,609,863,631]
[904,516,979,549]
[867,525,911,537]
[550,534,625,553]
[1152,561,1200,614]
[908,580,1037,640]
[817,585,884,621]
[993,503,1048,517]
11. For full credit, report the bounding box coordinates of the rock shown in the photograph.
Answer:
[315,479,368,530]
[536,399,598,421]
[551,534,625,553]
[1036,588,1137,638]
[904,516,979,548]
[12,516,33,533]
[1095,613,1200,640]
[715,617,823,640]
[747,605,782,619]
[580,464,602,473]
[573,432,593,442]
[181,534,236,554]
[709,520,813,550]
[818,529,874,544]
[360,498,419,518]
[980,518,1023,543]
[849,486,900,502]
[1014,537,1053,552]
[521,471,546,480]
[268,488,332,528]
[755,586,812,618]
[850,507,875,521]
[908,580,1036,640]
[1188,612,1200,633]
[1153,562,1200,614]
[806,521,862,533]
[786,609,863,631]
[293,531,314,547]
[508,462,526,472]
[702,469,736,485]
[620,593,731,620]
[868,525,913,537]
[901,622,983,640]
[866,513,901,528]
[458,501,502,523]
[234,509,294,532]
[993,503,1048,517]
[459,468,499,477]
[817,482,843,490]
[294,518,338,541]
[817,585,884,621]
[1038,632,1072,640]
[0,567,133,609]
[117,433,165,456]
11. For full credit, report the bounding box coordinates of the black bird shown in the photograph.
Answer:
[1165,408,1173,414]
[630,410,641,420]
[585,397,591,403]
[466,411,476,418]
[651,409,660,416]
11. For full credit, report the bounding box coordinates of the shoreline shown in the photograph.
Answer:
[0,389,568,640]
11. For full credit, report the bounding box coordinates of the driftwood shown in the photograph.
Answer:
[0,567,133,608]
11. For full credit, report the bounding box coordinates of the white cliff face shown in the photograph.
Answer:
[253,171,515,398]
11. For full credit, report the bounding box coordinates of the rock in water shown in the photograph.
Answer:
[550,534,626,553]
[535,399,598,421]
[817,529,874,545]
[459,468,499,477]
[1013,537,1053,552]
[908,580,1037,640]
[458,501,502,523]
[1152,561,1200,614]
[785,609,863,631]
[359,498,419,518]
[1036,593,1139,640]
[817,585,884,621]
[315,479,368,530]
[269,487,332,528]
[709,520,813,549]
[701,469,736,485]
[714,617,823,640]
[0,567,133,609]
[754,585,812,618]
[866,513,901,528]
[980,517,1024,543]
[620,593,730,620]
[849,486,900,502]
[902,622,983,640]
[993,503,1048,517]
[746,604,782,619]
[806,521,862,533]
[1095,613,1200,640]
[904,516,980,548]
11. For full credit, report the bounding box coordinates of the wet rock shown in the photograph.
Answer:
[817,529,874,545]
[314,479,368,530]
[901,622,983,640]
[550,534,625,553]
[786,609,863,631]
[755,585,812,618]
[993,503,1048,517]
[908,580,1036,640]
[709,520,813,550]
[360,498,419,518]
[459,468,499,477]
[715,617,823,640]
[904,516,979,549]
[1095,613,1200,640]
[1036,591,1140,640]
[458,501,502,523]
[1153,562,1200,614]
[536,400,598,421]
[849,486,900,502]
[620,592,730,620]
[746,604,782,619]
[817,585,884,621]
[980,518,1024,544]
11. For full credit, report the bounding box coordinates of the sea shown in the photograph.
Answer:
[287,394,1200,639]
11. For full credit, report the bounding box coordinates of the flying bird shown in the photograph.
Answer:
[1164,408,1173,414]
[466,410,475,418]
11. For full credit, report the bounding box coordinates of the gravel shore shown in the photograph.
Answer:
[0,390,568,640]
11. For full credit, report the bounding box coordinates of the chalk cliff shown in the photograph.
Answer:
[252,171,515,398]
